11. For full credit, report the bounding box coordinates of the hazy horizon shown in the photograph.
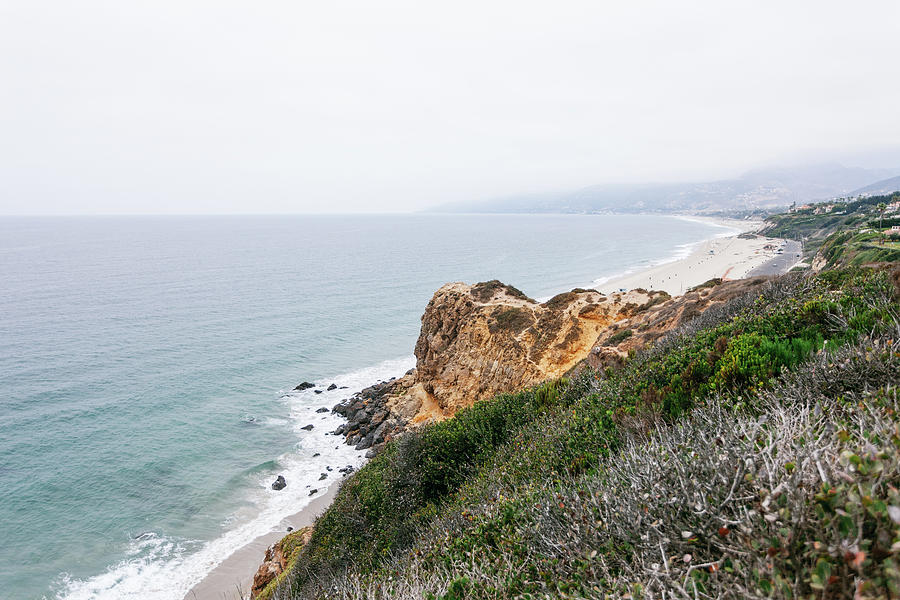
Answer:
[2,1,900,215]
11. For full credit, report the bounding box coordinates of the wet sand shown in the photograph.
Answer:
[184,482,342,600]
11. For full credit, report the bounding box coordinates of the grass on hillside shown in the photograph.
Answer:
[271,266,899,599]
[818,230,900,269]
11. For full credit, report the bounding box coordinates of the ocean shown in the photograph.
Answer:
[0,214,733,599]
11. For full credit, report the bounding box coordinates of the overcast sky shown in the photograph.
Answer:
[1,1,899,215]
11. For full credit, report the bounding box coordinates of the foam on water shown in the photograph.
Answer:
[56,356,415,600]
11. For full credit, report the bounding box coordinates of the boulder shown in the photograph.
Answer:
[293,382,315,391]
[327,383,338,391]
[250,527,312,598]
[301,424,314,431]
[271,475,287,491]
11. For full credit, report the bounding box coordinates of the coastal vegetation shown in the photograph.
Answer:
[266,263,900,599]
[761,192,900,262]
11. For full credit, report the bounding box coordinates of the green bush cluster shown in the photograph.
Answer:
[296,379,570,579]
[606,328,633,344]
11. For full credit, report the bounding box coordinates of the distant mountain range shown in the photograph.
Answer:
[432,163,900,215]
[850,175,900,197]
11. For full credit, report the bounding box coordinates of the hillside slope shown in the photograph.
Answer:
[262,265,899,600]
[851,175,900,197]
[759,192,900,267]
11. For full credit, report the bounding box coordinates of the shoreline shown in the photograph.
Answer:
[595,217,799,296]
[184,480,342,600]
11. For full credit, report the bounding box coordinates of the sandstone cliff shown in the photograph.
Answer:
[412,280,650,413]
[333,280,667,454]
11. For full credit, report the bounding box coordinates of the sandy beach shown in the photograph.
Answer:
[185,481,342,600]
[597,217,801,296]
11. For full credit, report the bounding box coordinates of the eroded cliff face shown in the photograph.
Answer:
[333,280,666,454]
[412,280,653,413]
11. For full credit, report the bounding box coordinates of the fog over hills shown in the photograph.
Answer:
[432,163,900,215]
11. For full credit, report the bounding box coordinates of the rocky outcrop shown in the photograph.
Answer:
[811,251,828,272]
[251,526,313,598]
[333,280,666,453]
[332,376,418,456]
[412,280,654,413]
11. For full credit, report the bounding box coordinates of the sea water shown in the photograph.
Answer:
[0,214,732,599]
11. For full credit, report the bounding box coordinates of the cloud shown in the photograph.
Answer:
[1,0,899,214]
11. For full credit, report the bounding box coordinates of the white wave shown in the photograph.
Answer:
[57,356,415,600]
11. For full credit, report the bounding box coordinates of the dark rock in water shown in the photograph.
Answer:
[312,452,320,457]
[272,475,287,490]
[327,383,338,391]
[330,379,408,458]
[356,433,375,451]
[339,386,349,389]
[301,424,314,431]
[319,473,327,480]
[326,466,332,471]
[350,408,369,424]
[315,407,329,413]
[294,382,315,391]
[286,526,293,532]
[308,488,318,496]
[314,390,323,395]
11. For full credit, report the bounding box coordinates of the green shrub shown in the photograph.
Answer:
[607,328,633,344]
[488,307,532,334]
